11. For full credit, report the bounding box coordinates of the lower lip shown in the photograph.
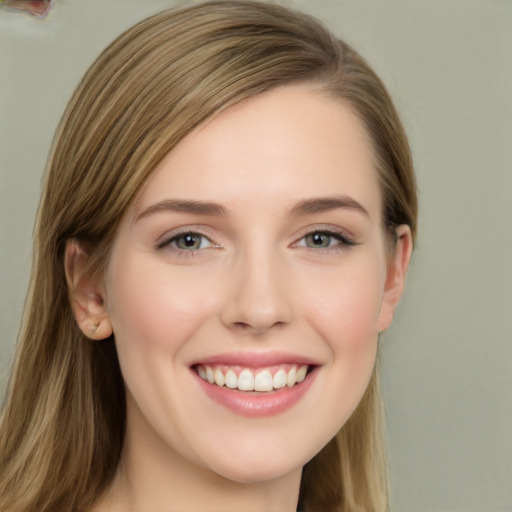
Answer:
[193,368,317,418]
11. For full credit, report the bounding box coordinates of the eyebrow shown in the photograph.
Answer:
[287,195,369,217]
[136,195,369,222]
[136,199,229,221]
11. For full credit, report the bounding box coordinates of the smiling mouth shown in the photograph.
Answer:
[193,364,312,392]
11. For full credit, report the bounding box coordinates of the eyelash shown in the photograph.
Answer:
[155,228,357,255]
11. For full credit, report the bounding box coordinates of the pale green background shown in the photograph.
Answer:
[0,1,510,510]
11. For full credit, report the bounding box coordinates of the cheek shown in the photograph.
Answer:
[304,260,385,350]
[105,254,218,359]
[298,257,384,418]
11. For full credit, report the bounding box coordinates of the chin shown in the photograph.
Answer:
[199,442,315,485]
[213,464,298,485]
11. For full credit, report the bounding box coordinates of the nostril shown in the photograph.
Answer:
[232,320,286,334]
[233,321,250,329]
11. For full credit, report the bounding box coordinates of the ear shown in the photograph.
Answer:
[377,225,413,333]
[64,240,113,340]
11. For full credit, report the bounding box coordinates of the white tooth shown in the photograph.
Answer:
[198,366,207,380]
[254,369,273,391]
[296,365,308,383]
[213,368,225,387]
[238,369,255,391]
[206,366,214,384]
[272,369,287,389]
[225,369,238,389]
[287,366,297,387]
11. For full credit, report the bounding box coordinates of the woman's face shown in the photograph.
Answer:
[100,85,407,483]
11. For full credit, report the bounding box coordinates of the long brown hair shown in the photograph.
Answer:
[0,2,417,511]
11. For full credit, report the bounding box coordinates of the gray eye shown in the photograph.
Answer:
[304,232,334,248]
[174,233,205,250]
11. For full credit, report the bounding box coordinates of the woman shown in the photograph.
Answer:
[0,1,417,511]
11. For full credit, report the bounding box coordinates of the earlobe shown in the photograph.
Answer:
[64,240,113,340]
[377,225,413,333]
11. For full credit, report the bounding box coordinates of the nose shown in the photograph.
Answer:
[220,249,293,335]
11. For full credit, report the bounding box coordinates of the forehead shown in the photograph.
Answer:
[133,85,381,222]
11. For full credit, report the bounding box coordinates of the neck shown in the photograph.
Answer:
[113,461,301,512]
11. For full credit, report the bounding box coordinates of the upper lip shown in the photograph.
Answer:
[190,351,321,368]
